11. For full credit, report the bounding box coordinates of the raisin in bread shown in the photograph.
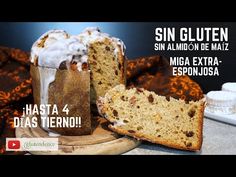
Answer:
[97,84,205,151]
[77,27,126,104]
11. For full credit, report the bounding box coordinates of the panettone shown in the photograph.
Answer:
[77,27,126,104]
[30,28,126,136]
[97,84,204,151]
[30,30,91,136]
[97,56,205,151]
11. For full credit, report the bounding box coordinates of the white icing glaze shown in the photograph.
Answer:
[113,37,126,57]
[77,27,126,56]
[38,37,87,71]
[222,82,236,93]
[31,30,88,71]
[38,67,57,131]
[77,27,109,46]
[206,91,236,114]
[31,30,69,64]
[31,27,125,71]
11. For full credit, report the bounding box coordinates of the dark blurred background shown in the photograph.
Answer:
[0,22,235,93]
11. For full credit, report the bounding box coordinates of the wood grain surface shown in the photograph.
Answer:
[15,116,141,155]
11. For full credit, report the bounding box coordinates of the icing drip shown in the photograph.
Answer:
[31,30,69,64]
[38,67,57,131]
[31,30,88,71]
[31,28,125,70]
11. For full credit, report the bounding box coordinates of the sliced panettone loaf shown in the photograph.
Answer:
[77,27,126,104]
[97,85,205,151]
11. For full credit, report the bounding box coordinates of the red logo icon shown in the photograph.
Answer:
[8,140,20,149]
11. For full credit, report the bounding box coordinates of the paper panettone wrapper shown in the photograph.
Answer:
[30,64,91,136]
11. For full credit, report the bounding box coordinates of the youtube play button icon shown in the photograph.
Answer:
[8,140,20,149]
[6,139,21,151]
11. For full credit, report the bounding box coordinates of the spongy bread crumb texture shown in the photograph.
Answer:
[97,85,205,151]
[89,38,125,103]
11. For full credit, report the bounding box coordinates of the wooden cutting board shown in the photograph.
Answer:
[15,116,141,155]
